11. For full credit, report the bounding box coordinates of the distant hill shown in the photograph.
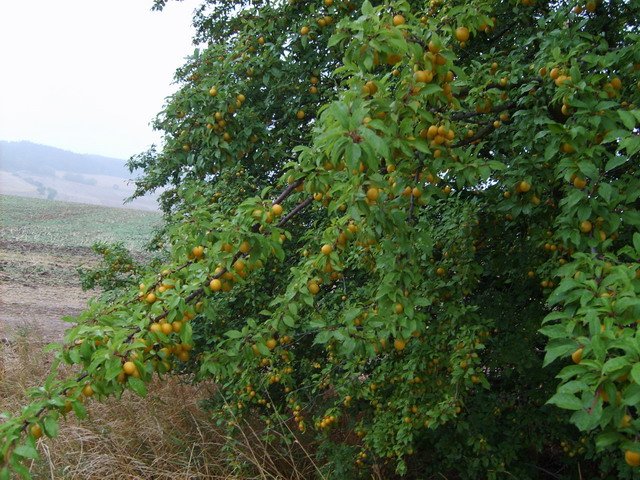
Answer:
[0,141,159,211]
[0,140,131,178]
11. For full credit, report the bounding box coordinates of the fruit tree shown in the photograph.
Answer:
[2,0,640,478]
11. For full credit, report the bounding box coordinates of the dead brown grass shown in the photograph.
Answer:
[0,326,325,480]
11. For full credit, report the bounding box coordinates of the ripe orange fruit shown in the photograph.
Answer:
[321,244,333,255]
[209,86,218,96]
[573,177,587,189]
[571,348,583,364]
[161,322,173,335]
[296,110,306,119]
[172,321,183,333]
[145,292,157,304]
[308,281,320,295]
[82,384,94,397]
[428,40,440,54]
[123,361,137,376]
[426,125,439,139]
[239,241,251,254]
[192,245,204,258]
[455,26,470,42]
[30,424,43,439]
[549,67,560,80]
[392,14,405,26]
[580,220,593,233]
[364,80,378,95]
[518,180,531,193]
[366,187,380,201]
[610,77,622,90]
[210,278,222,291]
[394,338,406,351]
[413,70,433,83]
[269,203,283,216]
[560,143,576,154]
[625,450,640,467]
[436,267,446,276]
[300,26,310,35]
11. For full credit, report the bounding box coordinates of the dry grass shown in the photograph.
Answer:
[0,326,324,480]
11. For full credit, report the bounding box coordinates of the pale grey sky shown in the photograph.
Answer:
[0,0,202,160]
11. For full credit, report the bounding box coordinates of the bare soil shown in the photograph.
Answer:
[0,239,98,342]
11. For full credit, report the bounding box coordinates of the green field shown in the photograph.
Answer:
[0,194,162,251]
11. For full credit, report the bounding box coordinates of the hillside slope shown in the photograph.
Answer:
[0,141,159,210]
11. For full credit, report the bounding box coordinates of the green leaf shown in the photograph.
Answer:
[622,210,640,227]
[225,330,244,339]
[418,84,443,97]
[547,392,583,410]
[283,315,296,328]
[314,330,332,345]
[633,233,640,255]
[620,135,640,157]
[538,324,568,339]
[69,348,81,364]
[43,416,59,438]
[544,338,577,366]
[14,442,39,460]
[596,431,622,450]
[181,321,193,345]
[257,343,270,356]
[342,337,356,355]
[73,401,87,419]
[619,110,637,130]
[622,383,640,406]
[598,182,613,203]
[604,155,627,172]
[571,406,601,431]
[602,356,629,375]
[105,357,123,381]
[345,142,361,172]
[127,377,148,397]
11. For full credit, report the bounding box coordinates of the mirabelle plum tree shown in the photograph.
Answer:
[2,0,640,478]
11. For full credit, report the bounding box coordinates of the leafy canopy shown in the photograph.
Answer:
[2,0,640,478]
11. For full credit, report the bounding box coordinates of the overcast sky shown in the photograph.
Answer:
[0,0,202,160]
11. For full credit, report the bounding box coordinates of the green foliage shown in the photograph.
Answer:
[2,0,640,478]
[78,242,142,291]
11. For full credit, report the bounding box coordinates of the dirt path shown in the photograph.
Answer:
[0,240,98,341]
